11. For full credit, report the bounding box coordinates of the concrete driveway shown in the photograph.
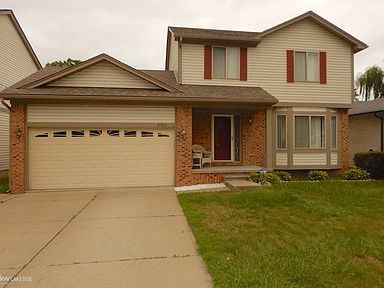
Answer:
[0,187,212,288]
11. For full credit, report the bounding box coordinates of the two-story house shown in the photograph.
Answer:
[0,11,367,193]
[0,10,41,179]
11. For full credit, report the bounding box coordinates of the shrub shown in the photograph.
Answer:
[354,151,384,179]
[248,172,282,185]
[343,168,370,180]
[308,170,329,181]
[273,171,292,182]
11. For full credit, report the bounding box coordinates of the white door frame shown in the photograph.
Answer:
[211,114,234,162]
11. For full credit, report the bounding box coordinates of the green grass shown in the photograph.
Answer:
[0,177,9,193]
[178,181,384,288]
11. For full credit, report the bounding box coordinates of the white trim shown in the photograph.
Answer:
[211,114,234,162]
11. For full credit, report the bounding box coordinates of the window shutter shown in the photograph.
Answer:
[320,52,327,84]
[286,50,294,83]
[240,47,247,81]
[204,45,212,79]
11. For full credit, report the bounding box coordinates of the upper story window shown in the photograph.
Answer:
[212,47,240,79]
[295,51,319,82]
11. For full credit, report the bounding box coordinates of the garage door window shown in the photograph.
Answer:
[158,133,170,137]
[90,130,102,137]
[35,132,48,138]
[141,131,153,137]
[71,130,85,137]
[124,130,136,137]
[107,130,120,137]
[53,131,66,138]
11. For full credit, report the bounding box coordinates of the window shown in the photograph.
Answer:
[141,131,153,137]
[90,130,102,137]
[213,47,240,79]
[53,131,66,138]
[331,116,337,149]
[35,132,48,138]
[71,130,84,137]
[276,115,287,149]
[295,116,325,148]
[295,51,319,82]
[107,130,120,137]
[124,130,136,137]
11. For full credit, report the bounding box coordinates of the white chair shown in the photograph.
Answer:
[192,144,212,168]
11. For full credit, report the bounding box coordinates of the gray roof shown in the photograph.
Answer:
[1,64,278,107]
[349,98,384,115]
[169,26,258,41]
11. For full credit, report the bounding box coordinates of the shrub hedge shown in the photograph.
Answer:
[308,170,329,181]
[343,168,370,180]
[354,151,384,179]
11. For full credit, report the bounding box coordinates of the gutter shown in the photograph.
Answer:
[374,112,384,151]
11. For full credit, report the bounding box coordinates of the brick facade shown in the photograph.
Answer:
[339,109,349,171]
[9,104,27,194]
[175,106,193,186]
[242,111,266,166]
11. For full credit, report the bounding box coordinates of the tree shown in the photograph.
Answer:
[355,65,384,101]
[46,58,81,68]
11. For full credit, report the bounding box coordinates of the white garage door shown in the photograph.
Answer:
[29,128,175,190]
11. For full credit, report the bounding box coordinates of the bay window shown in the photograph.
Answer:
[331,115,337,149]
[276,115,287,149]
[295,115,325,148]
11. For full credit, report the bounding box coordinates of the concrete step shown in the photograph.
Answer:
[224,179,262,189]
[223,175,249,180]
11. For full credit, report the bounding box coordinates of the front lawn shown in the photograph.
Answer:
[178,181,384,287]
[0,177,9,193]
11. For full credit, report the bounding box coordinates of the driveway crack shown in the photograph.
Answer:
[4,193,99,287]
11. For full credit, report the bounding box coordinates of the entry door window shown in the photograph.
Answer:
[213,116,232,161]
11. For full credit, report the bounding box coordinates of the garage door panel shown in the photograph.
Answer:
[29,128,175,189]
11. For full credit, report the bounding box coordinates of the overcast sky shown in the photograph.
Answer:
[2,0,383,77]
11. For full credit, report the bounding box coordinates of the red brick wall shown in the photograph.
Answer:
[192,111,211,150]
[339,109,349,171]
[175,106,193,186]
[242,111,266,166]
[9,104,27,194]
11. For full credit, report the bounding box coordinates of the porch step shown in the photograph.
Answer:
[223,175,249,180]
[224,179,262,190]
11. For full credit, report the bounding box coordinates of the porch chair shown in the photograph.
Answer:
[192,144,212,168]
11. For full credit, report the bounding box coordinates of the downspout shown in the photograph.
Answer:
[374,112,384,151]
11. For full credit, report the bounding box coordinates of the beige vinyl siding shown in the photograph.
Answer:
[331,152,338,165]
[349,114,381,165]
[0,15,39,89]
[181,19,352,105]
[168,31,179,81]
[293,153,327,166]
[28,106,175,124]
[48,61,160,89]
[0,109,9,171]
[275,152,288,166]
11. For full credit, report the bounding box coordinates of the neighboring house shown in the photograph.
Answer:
[348,98,384,165]
[0,10,41,178]
[0,11,367,193]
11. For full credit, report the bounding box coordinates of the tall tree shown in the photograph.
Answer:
[355,65,384,101]
[46,58,81,68]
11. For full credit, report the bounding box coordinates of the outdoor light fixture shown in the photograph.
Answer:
[15,128,22,139]
[178,128,186,138]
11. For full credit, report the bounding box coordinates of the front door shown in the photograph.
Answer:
[213,116,232,161]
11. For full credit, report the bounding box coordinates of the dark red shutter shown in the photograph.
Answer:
[286,50,294,83]
[204,45,212,79]
[240,47,247,81]
[320,52,327,84]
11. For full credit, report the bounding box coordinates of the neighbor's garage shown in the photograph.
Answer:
[27,106,175,190]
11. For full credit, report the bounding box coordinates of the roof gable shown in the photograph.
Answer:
[0,10,41,69]
[255,11,368,53]
[25,54,180,92]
